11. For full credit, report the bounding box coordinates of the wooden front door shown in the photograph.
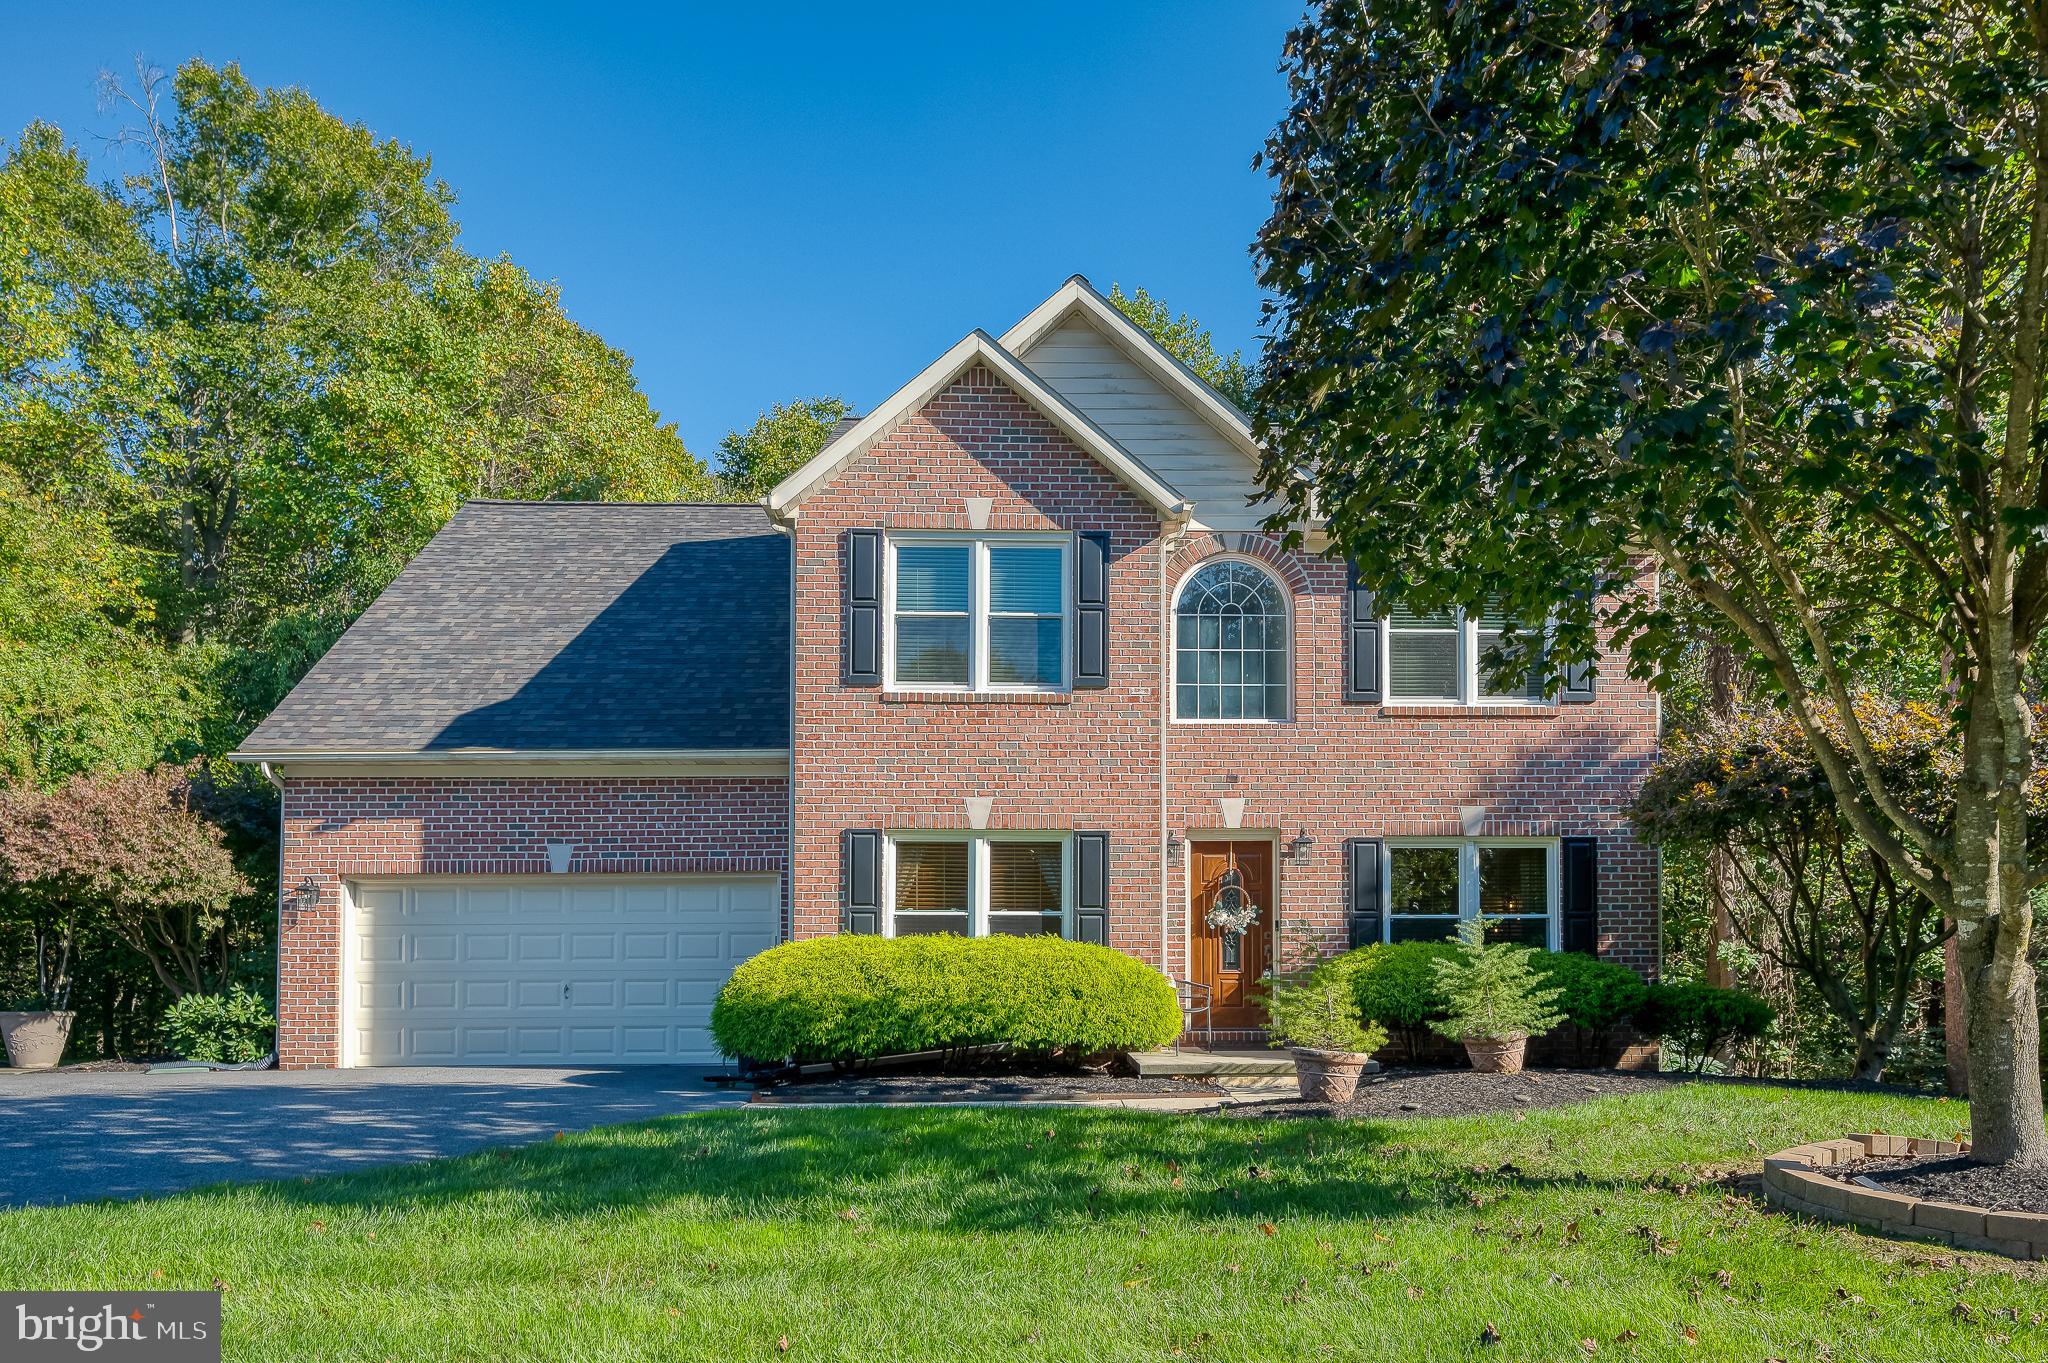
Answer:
[1189,841,1273,1030]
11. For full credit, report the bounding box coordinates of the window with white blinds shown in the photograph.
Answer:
[1385,599,1546,704]
[887,836,1069,938]
[887,537,1068,691]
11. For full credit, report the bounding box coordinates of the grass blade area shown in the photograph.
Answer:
[3,1083,2039,1360]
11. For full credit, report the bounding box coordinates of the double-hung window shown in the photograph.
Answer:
[886,835,1068,937]
[1384,839,1557,947]
[1385,598,1546,704]
[888,536,1067,691]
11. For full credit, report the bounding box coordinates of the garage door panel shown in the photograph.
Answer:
[621,979,668,1008]
[568,934,618,962]
[516,933,564,962]
[462,933,511,962]
[348,876,776,1066]
[622,932,670,960]
[514,979,563,1009]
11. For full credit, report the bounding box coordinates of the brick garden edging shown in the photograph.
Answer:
[1761,1133,2047,1260]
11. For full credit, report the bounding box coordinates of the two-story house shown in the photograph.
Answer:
[234,277,1659,1069]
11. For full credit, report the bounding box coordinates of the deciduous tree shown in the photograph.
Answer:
[1255,0,2048,1160]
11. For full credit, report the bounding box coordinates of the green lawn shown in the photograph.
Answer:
[4,1085,2041,1361]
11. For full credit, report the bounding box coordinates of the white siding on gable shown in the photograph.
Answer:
[1015,315,1280,531]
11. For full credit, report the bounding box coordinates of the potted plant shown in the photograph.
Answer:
[1263,958,1388,1102]
[1429,917,1566,1074]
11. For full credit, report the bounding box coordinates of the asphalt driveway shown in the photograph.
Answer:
[0,1066,749,1208]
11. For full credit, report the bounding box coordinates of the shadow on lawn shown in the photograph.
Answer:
[239,1103,1661,1234]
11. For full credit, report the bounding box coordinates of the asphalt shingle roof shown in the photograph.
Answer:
[239,501,790,754]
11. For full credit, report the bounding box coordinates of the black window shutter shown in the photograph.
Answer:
[843,530,882,687]
[1343,560,1383,703]
[842,829,882,934]
[1074,532,1110,689]
[1073,831,1109,945]
[1345,838,1385,947]
[1561,836,1598,953]
[1561,657,1596,703]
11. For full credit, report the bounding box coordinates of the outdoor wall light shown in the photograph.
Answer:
[1286,828,1316,861]
[1166,834,1184,856]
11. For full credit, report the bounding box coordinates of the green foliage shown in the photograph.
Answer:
[1343,940,1458,1033]
[1528,950,1650,1035]
[716,396,851,498]
[1634,703,1972,1080]
[1428,919,1567,1042]
[1107,285,1255,410]
[709,934,1183,1064]
[161,984,274,1063]
[1255,0,2048,1155]
[1639,983,1777,1072]
[1261,957,1387,1054]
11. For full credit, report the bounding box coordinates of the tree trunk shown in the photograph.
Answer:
[1944,925,1970,1096]
[1703,644,1739,990]
[1955,912,2048,1163]
[1852,1034,1890,1084]
[1953,676,2048,1164]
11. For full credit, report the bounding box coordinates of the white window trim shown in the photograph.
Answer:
[884,533,1071,694]
[882,831,1073,938]
[1383,609,1551,707]
[1381,837,1559,950]
[1169,554,1295,724]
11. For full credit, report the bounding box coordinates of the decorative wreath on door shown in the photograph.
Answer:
[1204,866,1261,937]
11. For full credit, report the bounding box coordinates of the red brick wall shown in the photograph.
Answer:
[790,365,1661,986]
[274,776,787,1068]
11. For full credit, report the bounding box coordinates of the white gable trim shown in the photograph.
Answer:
[766,329,1193,521]
[1000,275,1263,462]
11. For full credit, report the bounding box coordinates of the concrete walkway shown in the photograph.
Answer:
[0,1066,747,1208]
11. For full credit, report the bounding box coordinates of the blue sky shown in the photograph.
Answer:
[4,2,1297,460]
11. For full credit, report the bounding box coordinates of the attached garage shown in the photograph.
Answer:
[344,875,780,1067]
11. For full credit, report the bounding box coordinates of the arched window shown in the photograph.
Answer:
[1174,560,1290,720]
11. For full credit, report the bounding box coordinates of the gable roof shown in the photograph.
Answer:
[233,501,790,761]
[766,329,1194,521]
[1000,275,1263,462]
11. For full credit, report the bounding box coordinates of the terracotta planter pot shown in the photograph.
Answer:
[1289,1046,1374,1103]
[0,1011,75,1070]
[1462,1033,1529,1075]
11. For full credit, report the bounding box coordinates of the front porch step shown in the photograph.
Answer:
[1129,1049,1300,1078]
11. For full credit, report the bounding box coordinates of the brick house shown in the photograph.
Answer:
[234,277,1660,1069]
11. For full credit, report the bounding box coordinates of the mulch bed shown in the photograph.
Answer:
[752,1072,1222,1104]
[1221,1067,1693,1120]
[0,1059,153,1075]
[1826,1155,2048,1214]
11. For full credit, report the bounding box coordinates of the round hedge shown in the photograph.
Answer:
[1344,940,1650,1036]
[709,934,1184,1064]
[1529,949,1650,1033]
[1344,941,1458,1030]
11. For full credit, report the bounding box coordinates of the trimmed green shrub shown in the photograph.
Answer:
[161,986,275,1063]
[1344,941,1458,1029]
[1530,950,1651,1033]
[1638,983,1775,1070]
[709,935,1183,1064]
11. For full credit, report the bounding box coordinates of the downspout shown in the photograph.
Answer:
[1157,517,1190,979]
[766,502,796,945]
[259,761,284,1065]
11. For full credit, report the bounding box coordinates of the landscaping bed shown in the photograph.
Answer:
[1222,1066,1689,1119]
[1827,1154,2048,1214]
[753,1071,1220,1104]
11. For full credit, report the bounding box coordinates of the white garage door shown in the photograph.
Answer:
[346,876,780,1066]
